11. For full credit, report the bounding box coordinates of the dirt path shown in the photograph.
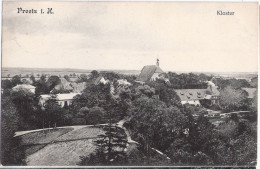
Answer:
[117,119,138,144]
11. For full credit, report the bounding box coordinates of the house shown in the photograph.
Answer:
[50,78,73,93]
[12,84,36,94]
[242,88,257,107]
[136,59,167,84]
[175,85,220,106]
[117,79,131,86]
[206,85,220,104]
[205,81,216,86]
[94,76,110,85]
[242,88,257,99]
[39,93,81,108]
[175,89,208,106]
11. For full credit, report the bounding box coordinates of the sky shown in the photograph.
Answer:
[2,1,258,72]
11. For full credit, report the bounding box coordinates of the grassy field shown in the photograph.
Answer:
[23,144,47,157]
[26,139,97,166]
[55,126,104,141]
[20,128,74,145]
[18,126,105,166]
[19,125,168,166]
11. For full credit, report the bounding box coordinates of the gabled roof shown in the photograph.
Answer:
[94,76,109,85]
[242,88,257,99]
[207,85,220,96]
[175,89,208,101]
[136,65,164,82]
[52,78,73,92]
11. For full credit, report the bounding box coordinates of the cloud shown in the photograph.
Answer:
[2,2,258,72]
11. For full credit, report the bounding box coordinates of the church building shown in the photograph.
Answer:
[136,59,167,84]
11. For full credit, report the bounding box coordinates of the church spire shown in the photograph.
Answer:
[156,58,159,67]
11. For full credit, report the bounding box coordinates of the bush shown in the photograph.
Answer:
[85,107,106,125]
[71,118,86,125]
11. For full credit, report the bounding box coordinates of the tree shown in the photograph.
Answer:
[77,106,89,118]
[219,86,249,112]
[79,107,127,166]
[212,78,251,90]
[78,74,88,82]
[250,89,257,113]
[89,70,99,80]
[11,75,22,87]
[79,83,112,109]
[147,80,181,107]
[43,97,64,127]
[10,88,39,130]
[167,72,209,89]
[30,74,36,83]
[79,95,128,166]
[1,95,25,165]
[250,76,258,88]
[22,79,31,84]
[1,79,12,89]
[134,85,155,98]
[64,75,70,82]
[85,106,106,125]
[46,75,61,92]
[34,74,49,95]
[126,95,187,164]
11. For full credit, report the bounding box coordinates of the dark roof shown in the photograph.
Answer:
[136,65,164,82]
[207,86,220,96]
[94,76,103,85]
[54,78,73,91]
[175,89,208,101]
[242,88,257,99]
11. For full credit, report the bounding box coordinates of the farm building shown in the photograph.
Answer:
[175,85,220,106]
[94,76,110,85]
[39,93,81,108]
[242,88,257,99]
[175,89,208,106]
[50,78,73,93]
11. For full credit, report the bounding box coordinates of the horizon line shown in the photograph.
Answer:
[2,66,258,74]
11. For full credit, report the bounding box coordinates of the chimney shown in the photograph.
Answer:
[156,58,159,67]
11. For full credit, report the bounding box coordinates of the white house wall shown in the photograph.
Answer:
[151,73,160,81]
[181,100,201,106]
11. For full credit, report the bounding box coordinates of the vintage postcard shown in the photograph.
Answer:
[1,1,258,167]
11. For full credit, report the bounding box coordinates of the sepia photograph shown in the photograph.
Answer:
[1,1,258,167]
